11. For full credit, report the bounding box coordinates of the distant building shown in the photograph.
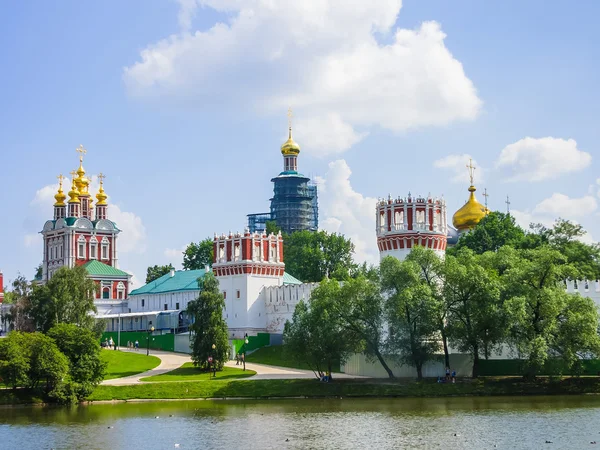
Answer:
[40,146,131,313]
[247,112,318,234]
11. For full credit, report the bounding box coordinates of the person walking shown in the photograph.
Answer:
[451,370,456,383]
[135,340,139,351]
[445,366,450,381]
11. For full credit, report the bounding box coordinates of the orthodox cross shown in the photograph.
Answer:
[466,158,476,185]
[287,107,293,130]
[505,195,511,214]
[57,174,64,186]
[69,170,77,184]
[76,144,87,162]
[483,188,489,208]
[98,172,105,185]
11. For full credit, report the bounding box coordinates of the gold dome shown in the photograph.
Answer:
[54,175,66,207]
[452,185,488,231]
[67,172,80,204]
[75,162,90,196]
[281,128,300,156]
[96,173,108,206]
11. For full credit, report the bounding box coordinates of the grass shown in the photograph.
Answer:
[140,363,256,382]
[84,376,600,402]
[101,350,161,380]
[245,345,341,373]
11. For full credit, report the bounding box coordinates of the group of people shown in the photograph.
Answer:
[235,353,245,365]
[437,367,457,383]
[318,371,331,382]
[101,338,139,350]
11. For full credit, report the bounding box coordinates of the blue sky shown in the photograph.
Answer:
[2,0,599,289]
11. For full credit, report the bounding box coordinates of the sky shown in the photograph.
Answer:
[1,0,599,290]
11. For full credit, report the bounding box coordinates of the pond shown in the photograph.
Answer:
[1,396,600,449]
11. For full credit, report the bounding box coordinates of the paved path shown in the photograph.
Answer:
[102,349,192,386]
[102,350,367,385]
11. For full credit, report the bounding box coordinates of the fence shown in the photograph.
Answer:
[101,331,175,352]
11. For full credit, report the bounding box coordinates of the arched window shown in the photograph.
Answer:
[77,236,86,259]
[89,237,98,260]
[117,282,125,299]
[394,210,404,230]
[101,237,110,260]
[102,287,110,299]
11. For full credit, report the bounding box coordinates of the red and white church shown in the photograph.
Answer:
[40,146,131,304]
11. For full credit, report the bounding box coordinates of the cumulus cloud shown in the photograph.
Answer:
[433,153,484,184]
[495,137,591,182]
[533,193,597,218]
[123,0,482,156]
[317,160,378,264]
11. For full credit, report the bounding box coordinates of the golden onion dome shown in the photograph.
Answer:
[96,176,108,206]
[281,128,300,156]
[452,185,488,231]
[54,176,67,207]
[75,162,90,196]
[67,173,80,204]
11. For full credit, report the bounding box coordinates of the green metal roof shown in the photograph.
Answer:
[283,272,302,285]
[83,260,130,278]
[129,269,206,296]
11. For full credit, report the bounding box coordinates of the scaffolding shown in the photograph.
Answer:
[269,173,318,234]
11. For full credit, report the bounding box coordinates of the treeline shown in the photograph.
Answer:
[285,215,600,380]
[0,266,105,403]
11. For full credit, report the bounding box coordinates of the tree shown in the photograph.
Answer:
[26,333,69,395]
[334,275,396,378]
[187,273,229,370]
[0,332,30,389]
[444,249,505,378]
[183,238,214,270]
[502,246,600,378]
[404,247,449,369]
[265,220,282,236]
[4,274,34,331]
[146,264,175,283]
[34,264,42,280]
[284,280,356,379]
[28,265,97,332]
[47,324,106,399]
[380,256,440,379]
[284,230,356,282]
[449,212,526,255]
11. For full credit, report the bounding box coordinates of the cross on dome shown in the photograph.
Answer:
[76,144,87,162]
[466,158,476,186]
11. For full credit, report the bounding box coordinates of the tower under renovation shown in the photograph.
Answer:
[247,111,318,234]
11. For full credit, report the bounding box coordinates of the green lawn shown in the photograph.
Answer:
[84,376,600,403]
[245,345,341,373]
[101,350,161,380]
[140,363,256,382]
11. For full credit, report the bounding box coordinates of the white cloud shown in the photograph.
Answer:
[433,153,484,184]
[124,0,482,155]
[123,270,142,293]
[533,193,597,218]
[317,159,378,264]
[164,247,185,268]
[495,137,591,182]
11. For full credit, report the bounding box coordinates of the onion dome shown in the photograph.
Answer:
[452,185,488,232]
[75,161,90,195]
[281,127,300,156]
[67,172,80,203]
[54,175,66,207]
[96,173,108,206]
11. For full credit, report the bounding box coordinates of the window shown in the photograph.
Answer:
[117,282,125,300]
[176,302,180,310]
[90,240,97,259]
[141,299,145,307]
[236,290,240,299]
[164,304,168,311]
[416,210,425,227]
[102,288,110,299]
[101,237,109,260]
[223,291,227,299]
[77,236,86,259]
[270,246,276,261]
[394,210,404,229]
[234,244,240,261]
[59,244,63,258]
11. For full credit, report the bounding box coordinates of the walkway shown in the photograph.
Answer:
[102,349,191,386]
[103,350,366,385]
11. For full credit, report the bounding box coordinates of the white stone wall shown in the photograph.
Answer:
[263,283,319,332]
[566,279,600,308]
[128,291,198,313]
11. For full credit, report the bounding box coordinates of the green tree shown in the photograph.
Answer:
[380,256,440,380]
[285,279,356,379]
[334,275,395,378]
[34,264,43,280]
[0,332,30,389]
[145,264,175,283]
[449,212,526,255]
[187,273,228,370]
[284,230,356,282]
[5,274,34,331]
[183,238,214,270]
[47,324,106,399]
[502,246,600,378]
[444,249,505,377]
[265,220,282,235]
[28,265,97,332]
[26,333,69,395]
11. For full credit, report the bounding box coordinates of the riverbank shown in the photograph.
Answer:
[3,377,600,405]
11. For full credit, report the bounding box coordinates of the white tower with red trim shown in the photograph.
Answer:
[213,229,285,337]
[376,193,448,261]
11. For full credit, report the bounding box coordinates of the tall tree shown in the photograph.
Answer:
[145,264,175,283]
[187,273,229,370]
[265,220,282,236]
[28,266,97,332]
[5,274,34,331]
[381,256,440,379]
[183,238,214,270]
[404,247,449,368]
[444,249,505,378]
[284,230,356,282]
[334,275,395,378]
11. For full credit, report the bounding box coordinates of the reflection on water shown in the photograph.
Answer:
[1,396,600,449]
